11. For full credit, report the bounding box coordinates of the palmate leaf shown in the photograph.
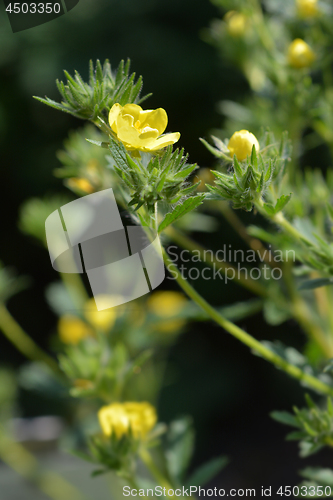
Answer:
[263,194,292,216]
[158,195,206,233]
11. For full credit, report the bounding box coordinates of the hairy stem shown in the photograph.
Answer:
[139,448,174,496]
[163,249,333,396]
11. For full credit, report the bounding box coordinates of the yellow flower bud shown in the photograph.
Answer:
[98,402,157,439]
[67,178,94,194]
[228,130,260,161]
[147,291,187,333]
[109,103,180,152]
[288,39,315,68]
[224,11,246,37]
[296,0,318,17]
[84,296,117,331]
[58,315,93,345]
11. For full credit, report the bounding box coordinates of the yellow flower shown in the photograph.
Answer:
[288,39,315,68]
[58,315,93,345]
[98,402,157,439]
[228,130,260,161]
[296,0,318,17]
[67,178,94,193]
[84,296,117,331]
[224,11,246,37]
[147,291,187,333]
[109,103,180,152]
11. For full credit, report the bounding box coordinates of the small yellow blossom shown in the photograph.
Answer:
[288,39,315,68]
[147,291,187,333]
[67,178,94,194]
[224,11,246,37]
[109,103,180,152]
[228,130,260,161]
[58,315,93,345]
[98,402,157,439]
[296,0,318,17]
[84,296,117,331]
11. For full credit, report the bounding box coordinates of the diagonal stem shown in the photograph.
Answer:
[162,249,333,396]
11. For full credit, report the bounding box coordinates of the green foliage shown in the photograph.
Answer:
[34,59,150,121]
[298,467,333,497]
[86,430,141,478]
[59,337,151,401]
[107,140,199,211]
[271,395,333,457]
[205,132,291,211]
[165,417,195,485]
[158,195,206,233]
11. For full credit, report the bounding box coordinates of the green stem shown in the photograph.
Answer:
[165,226,267,297]
[0,303,64,380]
[255,198,311,244]
[139,448,174,497]
[163,249,333,396]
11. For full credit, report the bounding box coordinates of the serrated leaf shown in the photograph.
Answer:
[158,195,205,233]
[185,456,228,488]
[275,193,292,213]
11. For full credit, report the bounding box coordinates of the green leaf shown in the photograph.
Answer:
[166,417,194,484]
[270,411,299,428]
[185,456,228,488]
[298,278,333,291]
[262,203,276,216]
[158,195,205,233]
[275,193,292,213]
[285,430,306,441]
[300,467,333,486]
[86,139,109,149]
[263,194,291,216]
[200,138,231,161]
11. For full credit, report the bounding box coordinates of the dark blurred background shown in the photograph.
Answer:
[0,0,331,492]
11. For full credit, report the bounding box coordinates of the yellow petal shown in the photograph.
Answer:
[121,103,142,122]
[108,103,122,133]
[139,108,168,135]
[228,130,259,161]
[146,132,181,151]
[139,127,160,140]
[117,123,141,148]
